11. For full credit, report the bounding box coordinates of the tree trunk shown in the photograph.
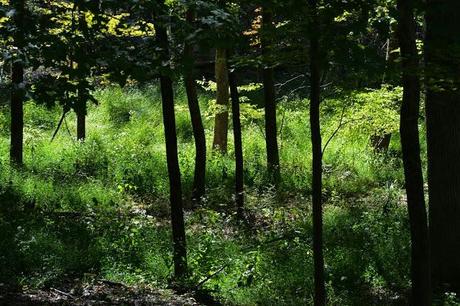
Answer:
[76,105,86,141]
[157,20,187,280]
[10,0,25,166]
[397,0,431,303]
[228,64,244,220]
[261,8,280,184]
[308,1,326,305]
[425,0,460,292]
[370,134,391,152]
[212,48,230,153]
[184,9,206,204]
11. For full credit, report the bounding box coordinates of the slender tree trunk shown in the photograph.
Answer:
[76,10,87,142]
[10,0,25,166]
[212,48,230,153]
[228,64,244,219]
[261,8,280,184]
[397,0,431,304]
[308,1,326,305]
[425,0,460,291]
[76,105,86,141]
[184,9,206,204]
[157,19,187,280]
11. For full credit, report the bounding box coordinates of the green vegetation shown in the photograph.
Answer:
[1,84,416,304]
[1,0,459,304]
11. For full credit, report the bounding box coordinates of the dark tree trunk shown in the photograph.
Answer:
[308,1,326,305]
[397,0,431,304]
[157,20,187,280]
[76,106,86,141]
[228,65,244,219]
[261,8,280,185]
[370,134,391,152]
[425,0,460,292]
[10,0,25,166]
[184,9,206,204]
[212,48,230,153]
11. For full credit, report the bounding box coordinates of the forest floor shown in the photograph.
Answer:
[4,85,458,304]
[0,280,201,305]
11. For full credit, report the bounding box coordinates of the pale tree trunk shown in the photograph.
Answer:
[212,48,230,153]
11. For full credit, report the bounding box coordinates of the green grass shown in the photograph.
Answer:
[0,83,446,304]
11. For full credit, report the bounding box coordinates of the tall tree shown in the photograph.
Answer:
[183,9,206,204]
[261,7,280,184]
[76,8,88,141]
[397,0,431,303]
[425,0,460,291]
[212,48,230,153]
[76,97,86,141]
[156,13,187,279]
[228,63,244,219]
[10,0,25,165]
[308,0,326,304]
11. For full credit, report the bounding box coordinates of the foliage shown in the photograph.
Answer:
[0,0,441,303]
[0,85,414,304]
[326,85,403,138]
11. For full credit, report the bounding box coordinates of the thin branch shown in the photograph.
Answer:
[51,288,75,299]
[50,110,68,142]
[275,73,305,89]
[195,264,229,289]
[322,104,347,156]
[63,116,74,140]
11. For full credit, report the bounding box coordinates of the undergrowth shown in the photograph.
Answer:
[0,84,450,305]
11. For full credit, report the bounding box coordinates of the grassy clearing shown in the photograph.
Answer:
[0,83,422,304]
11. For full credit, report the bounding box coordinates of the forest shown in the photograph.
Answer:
[0,0,459,305]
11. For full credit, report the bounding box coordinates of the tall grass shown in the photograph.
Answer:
[0,83,423,304]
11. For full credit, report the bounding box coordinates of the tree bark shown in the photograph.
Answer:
[261,8,280,184]
[308,1,326,305]
[10,0,25,166]
[212,48,230,153]
[370,134,391,153]
[425,0,460,292]
[156,19,187,280]
[397,0,432,304]
[76,104,86,141]
[228,64,244,220]
[184,9,206,204]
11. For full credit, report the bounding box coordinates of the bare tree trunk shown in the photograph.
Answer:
[212,48,230,153]
[10,0,25,166]
[261,8,280,185]
[76,103,86,141]
[397,0,431,304]
[425,0,460,292]
[309,0,326,305]
[370,134,391,152]
[184,9,206,204]
[156,16,187,280]
[228,64,244,219]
